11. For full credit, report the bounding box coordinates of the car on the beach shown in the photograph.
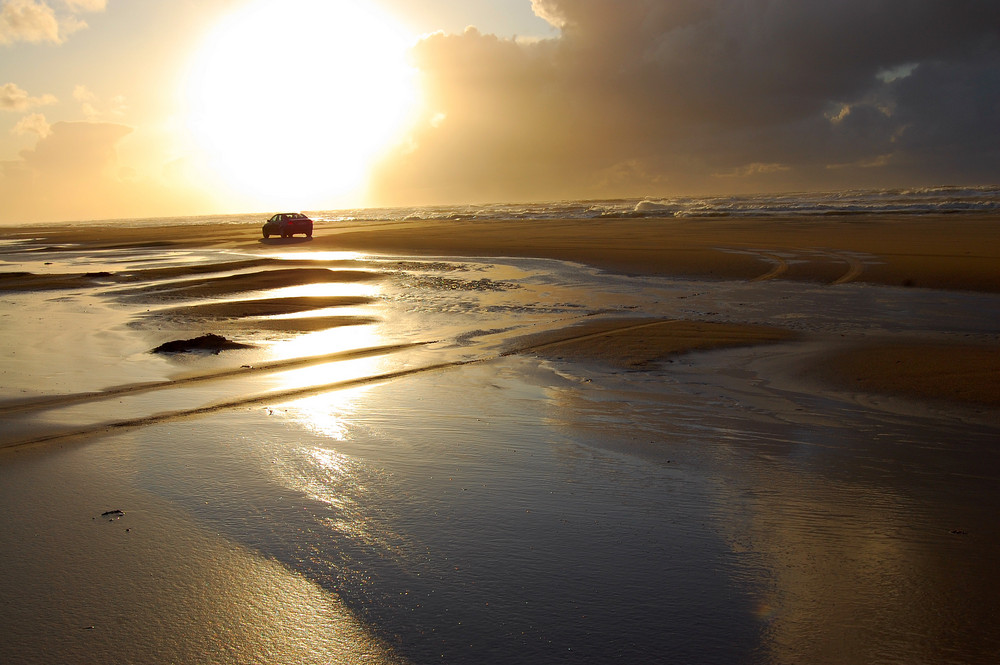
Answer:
[262,212,313,238]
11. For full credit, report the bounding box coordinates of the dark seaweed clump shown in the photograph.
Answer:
[151,333,251,354]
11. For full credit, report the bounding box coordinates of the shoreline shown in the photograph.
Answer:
[2,214,998,409]
[5,213,998,292]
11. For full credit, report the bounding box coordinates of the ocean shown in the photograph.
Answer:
[318,185,1000,223]
[38,184,1000,228]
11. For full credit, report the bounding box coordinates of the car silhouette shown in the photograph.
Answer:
[262,213,313,238]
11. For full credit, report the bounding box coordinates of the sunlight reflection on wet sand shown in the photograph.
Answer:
[0,436,406,665]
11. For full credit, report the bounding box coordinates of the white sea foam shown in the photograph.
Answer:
[36,185,1000,228]
[318,185,1000,222]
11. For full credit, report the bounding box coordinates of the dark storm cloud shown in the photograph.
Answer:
[371,0,1000,203]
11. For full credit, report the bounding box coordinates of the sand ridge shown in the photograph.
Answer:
[155,295,377,318]
[510,318,798,368]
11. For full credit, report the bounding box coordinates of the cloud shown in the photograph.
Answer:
[72,83,95,102]
[11,112,50,137]
[0,0,61,44]
[1,121,125,219]
[72,83,98,118]
[2,122,125,220]
[1,82,57,110]
[528,0,566,29]
[714,163,791,179]
[371,0,1000,203]
[13,120,129,180]
[1,120,216,223]
[62,0,105,11]
[0,0,101,46]
[72,84,126,120]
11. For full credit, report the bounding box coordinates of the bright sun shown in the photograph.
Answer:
[185,0,419,210]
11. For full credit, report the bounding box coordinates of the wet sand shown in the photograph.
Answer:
[5,213,998,404]
[1,214,999,663]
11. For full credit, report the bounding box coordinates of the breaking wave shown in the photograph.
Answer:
[48,185,1000,228]
[318,185,1000,223]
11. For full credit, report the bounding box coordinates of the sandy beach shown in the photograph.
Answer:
[6,213,998,404]
[1,214,999,663]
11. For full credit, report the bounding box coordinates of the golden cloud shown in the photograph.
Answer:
[1,82,57,110]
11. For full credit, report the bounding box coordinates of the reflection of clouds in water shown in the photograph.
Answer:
[535,340,999,663]
[714,469,921,663]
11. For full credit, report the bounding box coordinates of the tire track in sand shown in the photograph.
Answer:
[744,249,866,284]
[830,252,865,284]
[751,253,789,281]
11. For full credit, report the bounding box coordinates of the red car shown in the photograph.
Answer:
[262,212,313,238]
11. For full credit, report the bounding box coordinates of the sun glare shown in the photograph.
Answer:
[185,0,419,209]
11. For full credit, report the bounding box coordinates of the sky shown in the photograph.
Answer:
[1,0,998,223]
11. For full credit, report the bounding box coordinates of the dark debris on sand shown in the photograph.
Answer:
[151,333,252,354]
